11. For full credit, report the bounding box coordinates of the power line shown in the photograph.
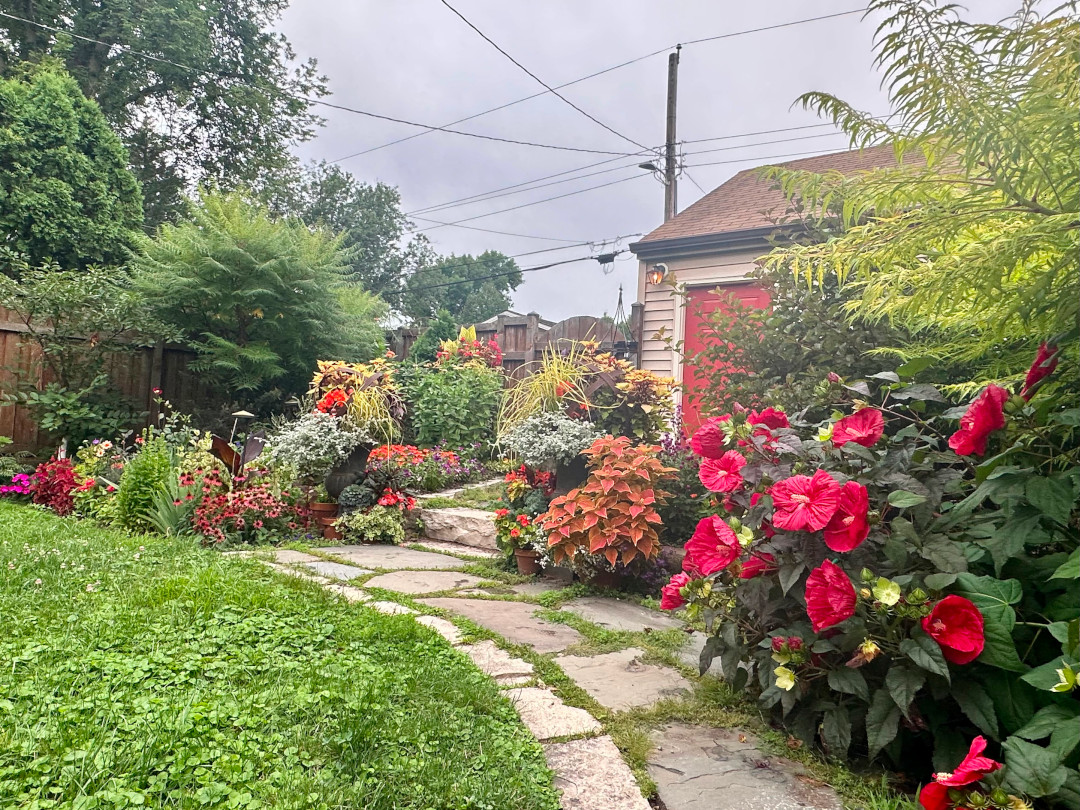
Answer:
[414,174,649,233]
[416,253,622,292]
[333,8,869,163]
[407,219,591,242]
[683,146,867,170]
[684,130,853,158]
[0,10,642,159]
[436,0,650,152]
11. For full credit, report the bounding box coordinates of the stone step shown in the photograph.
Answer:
[419,597,582,654]
[544,736,651,810]
[419,506,498,550]
[554,648,691,711]
[506,687,601,741]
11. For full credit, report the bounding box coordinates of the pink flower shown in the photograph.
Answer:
[747,407,789,431]
[660,573,691,610]
[769,470,841,532]
[683,516,740,577]
[948,384,1008,456]
[1020,342,1058,400]
[933,736,1001,787]
[804,560,856,633]
[922,595,985,665]
[832,408,884,448]
[823,481,870,552]
[698,450,746,493]
[690,416,730,459]
[738,553,777,579]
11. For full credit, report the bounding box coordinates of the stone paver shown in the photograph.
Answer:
[329,584,369,603]
[303,560,372,581]
[415,615,464,644]
[316,545,464,570]
[506,688,601,741]
[364,570,485,595]
[418,597,582,653]
[678,631,718,673]
[459,640,534,685]
[544,736,651,810]
[368,601,418,616]
[647,724,843,810]
[271,549,321,564]
[412,540,502,559]
[554,648,691,711]
[510,578,571,597]
[420,507,498,550]
[262,562,329,585]
[564,596,684,633]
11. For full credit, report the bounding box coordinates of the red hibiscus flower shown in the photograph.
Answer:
[823,481,870,552]
[1020,342,1059,400]
[948,384,1008,457]
[660,572,691,610]
[770,470,841,532]
[698,450,747,493]
[832,408,884,448]
[922,595,985,665]
[683,516,740,577]
[805,560,856,633]
[690,416,730,459]
[934,736,1002,787]
[917,782,949,810]
[748,407,789,431]
[739,553,777,579]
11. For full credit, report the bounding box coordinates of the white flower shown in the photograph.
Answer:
[34,578,42,586]
[133,553,141,561]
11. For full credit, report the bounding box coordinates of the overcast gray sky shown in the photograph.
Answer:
[278,0,1021,322]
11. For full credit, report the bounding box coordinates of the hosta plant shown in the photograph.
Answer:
[661,345,1077,807]
[539,435,671,569]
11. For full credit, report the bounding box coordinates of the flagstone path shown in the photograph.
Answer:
[244,541,843,810]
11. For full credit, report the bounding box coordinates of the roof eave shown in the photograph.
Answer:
[629,223,802,261]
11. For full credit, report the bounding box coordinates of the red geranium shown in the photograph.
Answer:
[738,552,777,579]
[805,560,856,633]
[823,481,870,552]
[698,450,746,493]
[1020,342,1059,400]
[770,469,841,532]
[690,416,729,459]
[660,572,691,610]
[832,408,884,448]
[922,595,985,665]
[683,516,740,577]
[948,384,1008,457]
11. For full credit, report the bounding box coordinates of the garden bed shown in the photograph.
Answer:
[0,503,560,809]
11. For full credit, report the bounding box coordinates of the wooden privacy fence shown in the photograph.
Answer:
[0,308,207,452]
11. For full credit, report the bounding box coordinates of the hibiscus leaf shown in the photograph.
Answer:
[885,665,925,719]
[865,688,901,759]
[919,537,969,574]
[827,668,869,702]
[924,572,958,590]
[900,631,950,681]
[1050,548,1079,580]
[888,490,927,508]
[778,562,805,596]
[868,371,901,382]
[822,708,852,759]
[891,383,947,402]
[1016,704,1080,744]
[952,573,1026,672]
[1002,738,1069,798]
[1025,476,1075,527]
[843,381,871,396]
[982,670,1036,734]
[1021,656,1080,691]
[951,680,998,739]
[896,357,935,378]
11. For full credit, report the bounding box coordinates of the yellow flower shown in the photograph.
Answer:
[774,666,796,691]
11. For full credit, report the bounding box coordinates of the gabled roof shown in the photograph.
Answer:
[632,144,906,249]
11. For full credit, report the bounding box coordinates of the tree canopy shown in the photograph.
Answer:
[402,251,522,325]
[261,161,434,306]
[134,190,349,405]
[0,0,326,227]
[0,63,143,270]
[761,0,1078,385]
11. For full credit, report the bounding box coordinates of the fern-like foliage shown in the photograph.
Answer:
[759,0,1078,383]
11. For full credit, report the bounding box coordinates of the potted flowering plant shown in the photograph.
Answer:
[494,508,543,574]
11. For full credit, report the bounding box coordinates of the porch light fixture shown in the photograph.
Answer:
[647,263,668,285]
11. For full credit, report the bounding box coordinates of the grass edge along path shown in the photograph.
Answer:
[0,503,560,810]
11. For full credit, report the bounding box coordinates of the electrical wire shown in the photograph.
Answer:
[436,0,650,152]
[681,145,871,170]
[679,8,863,46]
[0,10,643,158]
[412,253,618,291]
[406,219,591,242]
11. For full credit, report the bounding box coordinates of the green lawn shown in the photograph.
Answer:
[0,503,560,810]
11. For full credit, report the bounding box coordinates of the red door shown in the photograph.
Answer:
[681,283,771,431]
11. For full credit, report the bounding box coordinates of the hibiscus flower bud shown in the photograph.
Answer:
[988,789,1010,806]
[860,587,873,599]
[860,568,876,583]
[965,790,989,808]
[771,636,787,652]
[787,636,803,651]
[827,372,842,383]
[908,587,928,604]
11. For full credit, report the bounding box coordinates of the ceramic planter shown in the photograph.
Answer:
[513,548,543,576]
[553,454,589,497]
[325,443,372,500]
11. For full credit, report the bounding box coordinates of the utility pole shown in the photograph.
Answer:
[663,45,681,221]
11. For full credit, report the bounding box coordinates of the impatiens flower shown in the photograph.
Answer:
[805,560,856,633]
[922,595,985,664]
[832,408,885,448]
[738,552,777,579]
[698,450,746,493]
[823,481,870,552]
[683,516,740,577]
[770,470,841,532]
[948,384,1009,456]
[660,572,691,610]
[934,736,1002,787]
[1020,342,1059,400]
[690,416,730,459]
[747,407,789,431]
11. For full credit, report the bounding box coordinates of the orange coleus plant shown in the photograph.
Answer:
[539,435,673,567]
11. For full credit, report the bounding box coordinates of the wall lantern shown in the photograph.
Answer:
[647,263,668,285]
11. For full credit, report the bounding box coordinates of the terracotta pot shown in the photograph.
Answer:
[321,523,343,541]
[514,548,543,576]
[309,501,339,516]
